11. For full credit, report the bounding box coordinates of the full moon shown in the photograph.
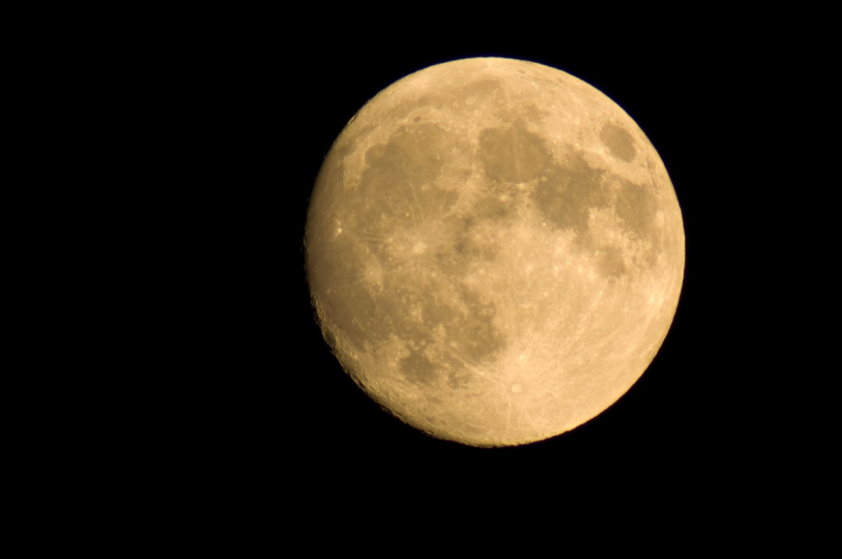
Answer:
[304,58,684,447]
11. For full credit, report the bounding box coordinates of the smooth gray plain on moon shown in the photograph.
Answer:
[305,58,684,447]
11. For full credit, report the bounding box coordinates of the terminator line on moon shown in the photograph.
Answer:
[304,58,684,447]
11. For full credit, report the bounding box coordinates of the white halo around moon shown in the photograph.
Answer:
[305,58,685,447]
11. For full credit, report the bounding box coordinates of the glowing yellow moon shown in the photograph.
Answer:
[304,58,684,447]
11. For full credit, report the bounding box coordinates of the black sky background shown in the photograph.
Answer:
[146,16,803,512]
[21,6,825,542]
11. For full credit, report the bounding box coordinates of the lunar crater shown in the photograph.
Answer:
[600,122,637,162]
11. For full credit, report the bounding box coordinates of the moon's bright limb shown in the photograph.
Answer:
[304,58,685,447]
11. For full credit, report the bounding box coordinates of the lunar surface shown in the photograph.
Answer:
[304,58,684,447]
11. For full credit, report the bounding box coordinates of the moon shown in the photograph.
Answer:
[304,57,684,447]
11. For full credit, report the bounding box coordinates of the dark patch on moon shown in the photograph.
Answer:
[400,351,437,385]
[531,149,609,238]
[307,235,385,351]
[596,246,626,279]
[472,193,514,221]
[377,285,446,342]
[452,212,505,263]
[308,127,472,353]
[480,123,551,184]
[460,79,504,104]
[355,122,462,248]
[454,233,499,262]
[524,146,665,280]
[382,96,437,124]
[311,198,509,373]
[447,368,472,389]
[600,123,636,162]
[522,103,549,124]
[363,122,451,193]
[615,179,657,243]
[452,288,506,362]
[315,281,382,352]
